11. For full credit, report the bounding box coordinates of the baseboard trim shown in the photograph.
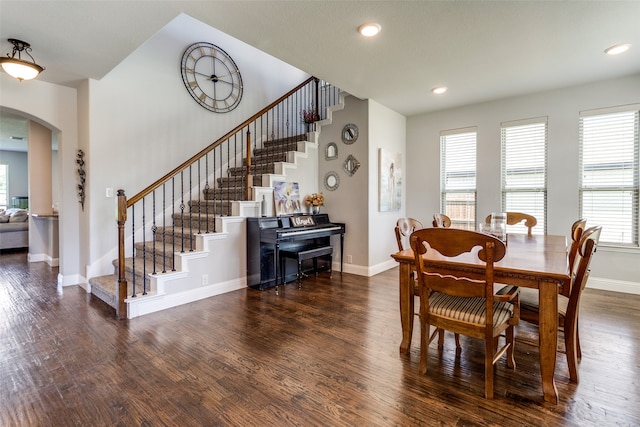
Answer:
[587,276,640,295]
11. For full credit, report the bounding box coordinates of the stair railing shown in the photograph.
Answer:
[115,77,341,318]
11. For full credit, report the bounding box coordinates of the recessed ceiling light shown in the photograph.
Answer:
[358,23,381,37]
[604,43,631,55]
[432,86,447,94]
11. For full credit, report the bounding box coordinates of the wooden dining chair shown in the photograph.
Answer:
[518,225,601,383]
[395,218,424,251]
[562,218,587,298]
[485,212,537,236]
[432,213,451,228]
[410,228,520,398]
[396,217,453,347]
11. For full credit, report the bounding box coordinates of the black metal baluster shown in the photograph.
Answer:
[180,170,185,253]
[171,177,176,271]
[162,183,166,273]
[151,190,157,275]
[131,204,136,298]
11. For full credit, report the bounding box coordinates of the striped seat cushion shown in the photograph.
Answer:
[429,292,515,326]
[519,287,569,317]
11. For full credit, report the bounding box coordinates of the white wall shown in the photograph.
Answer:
[0,73,80,286]
[368,100,406,275]
[406,74,640,292]
[85,13,309,277]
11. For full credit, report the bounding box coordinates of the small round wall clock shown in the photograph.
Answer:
[181,42,243,113]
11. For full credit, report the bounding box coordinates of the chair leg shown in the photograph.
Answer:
[437,329,445,348]
[576,318,582,361]
[564,314,580,383]
[506,325,516,369]
[485,339,495,399]
[419,323,430,375]
[454,333,461,349]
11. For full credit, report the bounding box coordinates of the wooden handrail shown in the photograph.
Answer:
[126,76,319,208]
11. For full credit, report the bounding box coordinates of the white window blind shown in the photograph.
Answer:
[500,118,547,235]
[579,106,639,246]
[440,128,477,230]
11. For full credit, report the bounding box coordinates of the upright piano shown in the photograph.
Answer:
[246,214,346,290]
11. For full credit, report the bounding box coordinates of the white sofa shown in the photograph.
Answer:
[0,208,29,250]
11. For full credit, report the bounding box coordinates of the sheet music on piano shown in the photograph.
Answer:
[290,215,315,227]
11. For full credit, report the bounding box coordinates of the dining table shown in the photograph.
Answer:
[391,233,570,404]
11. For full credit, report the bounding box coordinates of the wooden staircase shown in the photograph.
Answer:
[88,133,309,309]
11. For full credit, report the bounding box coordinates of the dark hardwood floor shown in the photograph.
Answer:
[1,249,639,426]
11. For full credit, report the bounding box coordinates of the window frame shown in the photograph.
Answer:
[579,105,640,247]
[440,127,477,230]
[500,117,548,235]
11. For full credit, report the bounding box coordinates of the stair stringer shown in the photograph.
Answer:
[125,216,247,319]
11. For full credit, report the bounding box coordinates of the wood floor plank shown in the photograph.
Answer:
[1,249,639,426]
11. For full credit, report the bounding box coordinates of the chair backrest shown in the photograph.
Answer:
[432,213,451,228]
[562,218,587,297]
[569,219,588,273]
[395,217,424,251]
[566,225,602,320]
[485,212,537,236]
[410,227,506,306]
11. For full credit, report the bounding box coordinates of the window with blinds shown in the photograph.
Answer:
[500,118,547,235]
[440,128,477,230]
[579,106,639,246]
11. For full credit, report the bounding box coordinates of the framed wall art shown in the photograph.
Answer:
[378,148,402,212]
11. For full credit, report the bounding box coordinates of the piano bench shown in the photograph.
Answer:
[279,246,333,288]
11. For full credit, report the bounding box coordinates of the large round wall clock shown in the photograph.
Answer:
[180,42,243,113]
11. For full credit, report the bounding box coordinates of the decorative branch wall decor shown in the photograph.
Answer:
[76,149,86,211]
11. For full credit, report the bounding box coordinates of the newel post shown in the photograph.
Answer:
[116,189,128,319]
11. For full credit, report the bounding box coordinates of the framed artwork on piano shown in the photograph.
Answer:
[273,181,302,215]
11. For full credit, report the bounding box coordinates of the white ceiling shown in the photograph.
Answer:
[1,1,640,151]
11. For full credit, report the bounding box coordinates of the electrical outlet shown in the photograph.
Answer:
[201,274,208,286]
[347,255,353,264]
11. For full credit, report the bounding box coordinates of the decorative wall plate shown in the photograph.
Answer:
[324,171,340,191]
[341,123,358,144]
[343,154,360,176]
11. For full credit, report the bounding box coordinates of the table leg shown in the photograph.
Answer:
[398,262,414,354]
[538,280,559,404]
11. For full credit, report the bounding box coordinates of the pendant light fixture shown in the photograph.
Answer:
[0,38,45,81]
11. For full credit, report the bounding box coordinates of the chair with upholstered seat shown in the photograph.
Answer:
[410,228,520,398]
[518,225,601,383]
[395,217,453,348]
[432,213,451,228]
[485,212,537,236]
[395,218,424,251]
